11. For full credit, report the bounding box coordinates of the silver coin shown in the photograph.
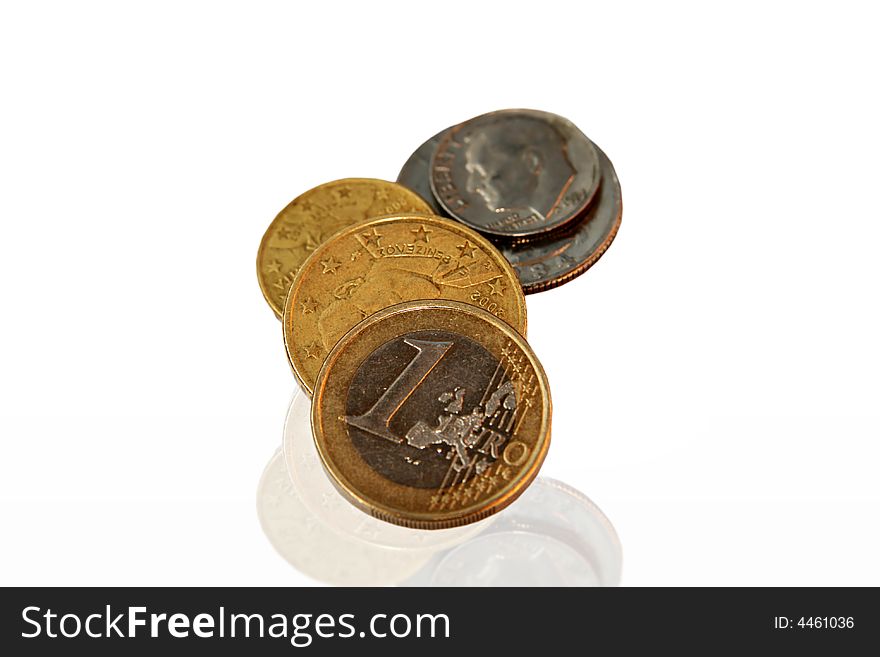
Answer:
[396,129,447,215]
[256,450,433,585]
[429,109,601,238]
[282,389,490,550]
[498,144,622,293]
[399,132,621,294]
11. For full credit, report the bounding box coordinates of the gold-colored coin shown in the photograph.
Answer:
[256,178,433,318]
[283,214,527,395]
[311,300,551,529]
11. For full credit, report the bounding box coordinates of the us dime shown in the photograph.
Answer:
[311,300,551,529]
[430,109,601,238]
[397,129,447,216]
[398,124,622,293]
[499,144,622,293]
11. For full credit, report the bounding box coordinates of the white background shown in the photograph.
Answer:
[1,1,878,586]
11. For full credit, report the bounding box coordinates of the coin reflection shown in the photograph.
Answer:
[257,392,622,586]
[257,450,434,586]
[283,390,489,550]
[401,478,622,587]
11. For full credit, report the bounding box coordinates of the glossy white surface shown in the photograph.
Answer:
[1,1,879,585]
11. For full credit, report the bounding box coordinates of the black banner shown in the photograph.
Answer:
[0,587,875,654]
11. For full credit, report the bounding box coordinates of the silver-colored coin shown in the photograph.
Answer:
[429,109,601,238]
[397,129,447,216]
[399,132,622,294]
[256,450,433,585]
[498,144,622,293]
[403,477,622,586]
[282,390,490,550]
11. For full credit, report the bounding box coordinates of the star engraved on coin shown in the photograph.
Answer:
[360,227,382,247]
[257,179,433,318]
[300,296,319,314]
[457,240,476,258]
[320,256,341,274]
[410,224,432,242]
[282,215,527,395]
[302,231,322,251]
[487,278,505,296]
[304,342,322,359]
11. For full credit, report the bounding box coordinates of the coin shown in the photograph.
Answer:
[283,214,528,394]
[498,144,622,293]
[398,128,622,293]
[282,388,491,550]
[430,109,601,238]
[256,450,432,585]
[256,178,433,318]
[397,129,447,216]
[311,300,551,529]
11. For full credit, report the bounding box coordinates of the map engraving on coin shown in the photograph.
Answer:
[430,110,601,238]
[312,301,551,529]
[283,215,527,394]
[345,331,518,488]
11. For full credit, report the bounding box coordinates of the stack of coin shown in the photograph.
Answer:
[397,109,622,293]
[256,109,621,530]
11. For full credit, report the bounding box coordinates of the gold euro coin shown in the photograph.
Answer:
[311,300,551,529]
[256,178,433,318]
[283,214,527,395]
